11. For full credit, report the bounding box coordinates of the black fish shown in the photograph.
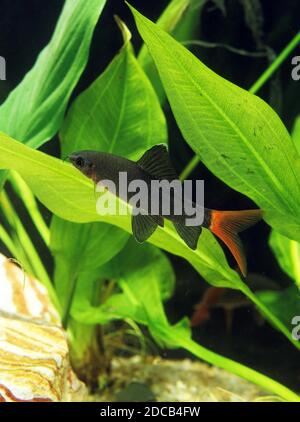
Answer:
[69,145,262,276]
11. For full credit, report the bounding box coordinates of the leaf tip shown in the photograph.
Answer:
[114,15,132,45]
[125,2,141,20]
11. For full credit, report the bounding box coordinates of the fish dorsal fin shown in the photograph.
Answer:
[137,144,178,181]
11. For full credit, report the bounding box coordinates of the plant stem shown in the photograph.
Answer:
[180,30,300,179]
[126,280,299,401]
[177,30,300,352]
[179,154,200,180]
[1,192,35,274]
[183,39,267,58]
[0,224,20,258]
[162,327,300,402]
[0,191,60,311]
[62,273,78,329]
[249,30,300,94]
[9,171,50,246]
[241,284,300,351]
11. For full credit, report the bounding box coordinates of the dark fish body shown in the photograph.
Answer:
[87,151,148,185]
[79,150,209,226]
[69,145,262,276]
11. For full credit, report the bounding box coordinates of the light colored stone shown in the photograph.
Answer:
[0,254,87,402]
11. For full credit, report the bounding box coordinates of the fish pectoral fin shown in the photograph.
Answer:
[173,222,202,250]
[137,144,178,182]
[131,213,160,243]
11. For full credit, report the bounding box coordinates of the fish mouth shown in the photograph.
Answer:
[67,153,79,164]
[61,154,71,163]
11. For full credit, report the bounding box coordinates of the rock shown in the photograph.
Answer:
[0,254,87,402]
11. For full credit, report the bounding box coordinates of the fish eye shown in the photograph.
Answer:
[75,157,85,167]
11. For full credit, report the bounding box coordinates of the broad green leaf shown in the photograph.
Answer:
[269,230,300,290]
[128,4,300,242]
[60,23,167,161]
[73,239,299,402]
[71,240,176,328]
[50,20,167,312]
[257,286,300,331]
[292,116,300,149]
[138,0,205,101]
[65,234,299,401]
[0,0,106,150]
[108,240,176,302]
[0,133,299,351]
[0,132,242,289]
[268,117,300,290]
[50,218,129,303]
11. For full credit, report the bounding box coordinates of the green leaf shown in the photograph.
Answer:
[60,23,167,160]
[268,118,300,290]
[50,218,129,303]
[73,239,300,402]
[71,239,175,328]
[128,4,300,242]
[1,132,299,351]
[0,0,106,150]
[257,286,300,331]
[50,19,167,317]
[292,116,300,150]
[138,0,205,101]
[269,230,300,290]
[0,133,299,400]
[0,132,241,287]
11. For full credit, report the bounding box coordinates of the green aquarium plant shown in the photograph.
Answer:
[0,0,299,401]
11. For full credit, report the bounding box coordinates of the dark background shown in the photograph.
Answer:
[0,0,300,390]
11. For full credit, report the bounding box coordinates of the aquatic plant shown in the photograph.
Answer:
[0,0,299,401]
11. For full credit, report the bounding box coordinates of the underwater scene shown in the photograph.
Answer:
[0,0,300,407]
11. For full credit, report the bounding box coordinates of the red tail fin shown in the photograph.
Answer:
[209,209,262,277]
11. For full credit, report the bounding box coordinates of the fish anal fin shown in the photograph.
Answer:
[132,213,159,243]
[137,144,178,181]
[173,222,202,250]
[151,214,164,227]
